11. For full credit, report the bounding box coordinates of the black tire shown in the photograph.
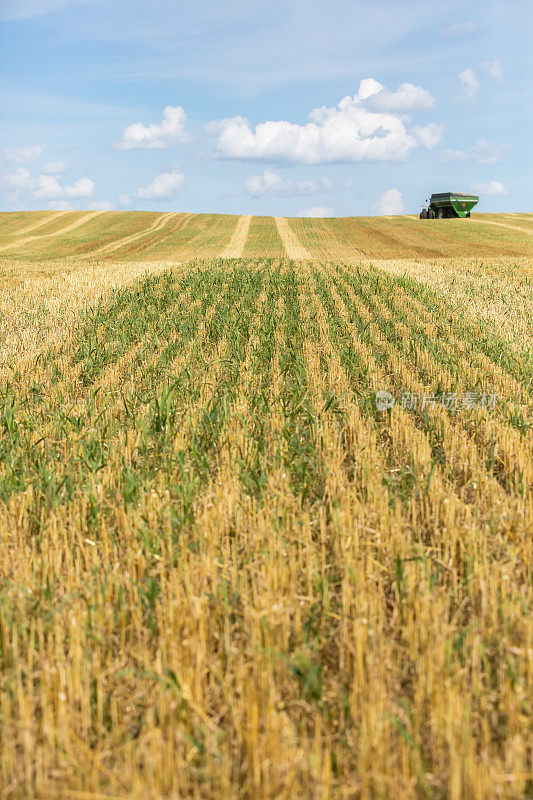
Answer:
[427,208,435,219]
[420,209,427,219]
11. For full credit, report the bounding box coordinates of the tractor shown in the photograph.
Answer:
[420,192,479,219]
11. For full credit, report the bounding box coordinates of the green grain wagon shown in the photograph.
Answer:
[420,192,479,219]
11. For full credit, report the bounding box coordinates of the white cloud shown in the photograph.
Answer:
[34,175,95,199]
[88,200,115,211]
[1,166,95,200]
[2,144,44,163]
[2,167,34,192]
[373,188,404,215]
[245,168,345,198]
[115,106,190,150]
[297,206,334,218]
[136,170,185,199]
[42,160,68,175]
[471,180,508,196]
[121,169,185,204]
[205,116,248,137]
[441,139,512,166]
[361,81,434,112]
[441,21,477,36]
[246,169,291,197]
[47,200,74,211]
[208,78,441,165]
[482,59,505,82]
[413,123,444,149]
[457,69,479,102]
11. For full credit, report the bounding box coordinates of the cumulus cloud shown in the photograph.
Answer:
[245,168,346,198]
[88,200,115,211]
[2,167,35,192]
[1,165,95,200]
[373,188,404,215]
[361,81,435,112]
[136,170,185,199]
[441,139,513,166]
[121,170,185,205]
[297,206,334,218]
[413,123,444,149]
[2,144,44,163]
[457,69,479,102]
[115,106,190,150]
[0,150,97,209]
[208,78,441,165]
[442,21,477,36]
[482,59,505,82]
[34,175,95,199]
[42,160,68,175]
[47,200,74,211]
[471,180,508,196]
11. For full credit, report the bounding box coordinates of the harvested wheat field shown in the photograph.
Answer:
[0,211,532,800]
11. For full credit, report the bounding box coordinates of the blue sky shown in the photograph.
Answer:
[0,0,531,215]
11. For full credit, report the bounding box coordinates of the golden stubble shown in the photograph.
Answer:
[0,254,531,800]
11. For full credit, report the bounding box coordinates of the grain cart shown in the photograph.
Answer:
[419,192,479,219]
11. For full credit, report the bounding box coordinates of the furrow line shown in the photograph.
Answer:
[274,218,311,260]
[89,212,178,255]
[10,211,71,236]
[330,267,531,524]
[335,265,532,495]
[313,262,501,547]
[219,215,252,258]
[0,211,106,252]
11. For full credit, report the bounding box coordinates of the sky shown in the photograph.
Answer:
[0,0,531,216]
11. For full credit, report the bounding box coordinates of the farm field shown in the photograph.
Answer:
[0,210,531,261]
[0,212,532,799]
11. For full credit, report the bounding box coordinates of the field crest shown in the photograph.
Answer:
[0,210,531,260]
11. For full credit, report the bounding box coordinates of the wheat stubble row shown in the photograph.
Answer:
[0,258,530,800]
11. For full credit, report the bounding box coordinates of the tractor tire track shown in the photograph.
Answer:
[9,211,71,236]
[501,215,533,223]
[124,212,196,256]
[0,211,106,253]
[89,211,178,256]
[219,215,252,258]
[274,217,310,259]
[469,219,532,234]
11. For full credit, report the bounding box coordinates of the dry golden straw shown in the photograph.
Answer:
[0,211,531,799]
